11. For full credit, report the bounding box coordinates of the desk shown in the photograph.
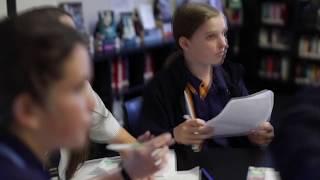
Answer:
[175,147,275,180]
[73,147,275,180]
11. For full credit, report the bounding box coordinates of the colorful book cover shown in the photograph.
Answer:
[59,2,85,33]
[144,54,154,82]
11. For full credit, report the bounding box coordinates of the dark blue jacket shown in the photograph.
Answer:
[139,52,255,150]
[0,133,50,180]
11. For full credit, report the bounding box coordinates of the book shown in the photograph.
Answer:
[59,2,85,33]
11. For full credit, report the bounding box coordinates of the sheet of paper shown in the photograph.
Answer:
[155,150,177,177]
[71,157,120,180]
[72,151,177,180]
[156,167,200,180]
[89,157,120,176]
[206,90,274,137]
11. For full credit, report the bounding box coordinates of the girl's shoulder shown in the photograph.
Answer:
[222,60,245,76]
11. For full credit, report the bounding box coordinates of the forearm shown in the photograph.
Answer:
[110,128,137,144]
[110,127,137,157]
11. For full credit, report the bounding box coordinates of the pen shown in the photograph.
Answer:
[201,168,214,180]
[106,143,142,151]
[106,144,163,166]
[184,90,201,152]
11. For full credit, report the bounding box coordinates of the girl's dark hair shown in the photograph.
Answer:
[21,7,90,178]
[0,9,85,138]
[172,3,220,48]
[23,6,72,20]
[0,7,89,179]
[65,144,90,179]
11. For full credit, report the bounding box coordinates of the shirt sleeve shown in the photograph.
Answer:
[88,84,121,143]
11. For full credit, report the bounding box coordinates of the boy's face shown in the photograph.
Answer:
[37,44,95,149]
[183,14,229,66]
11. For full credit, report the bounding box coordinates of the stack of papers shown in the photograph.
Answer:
[156,167,200,180]
[72,150,200,180]
[206,90,274,137]
[247,166,280,180]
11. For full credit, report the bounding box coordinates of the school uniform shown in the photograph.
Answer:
[0,133,50,180]
[139,52,256,163]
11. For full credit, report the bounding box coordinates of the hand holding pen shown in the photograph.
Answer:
[106,133,174,179]
[173,115,214,148]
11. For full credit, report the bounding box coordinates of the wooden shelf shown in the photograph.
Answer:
[94,39,175,62]
[259,44,289,52]
[298,53,320,62]
[261,19,285,27]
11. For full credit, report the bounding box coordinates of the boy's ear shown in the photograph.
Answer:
[12,94,42,130]
[179,36,190,51]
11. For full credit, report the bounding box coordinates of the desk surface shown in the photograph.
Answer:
[74,147,274,180]
[175,147,274,180]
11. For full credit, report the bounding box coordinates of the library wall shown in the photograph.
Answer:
[0,0,7,18]
[15,0,156,34]
[16,0,58,12]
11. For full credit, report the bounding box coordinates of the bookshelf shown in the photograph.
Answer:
[90,1,177,110]
[93,38,175,62]
[247,0,320,92]
[293,0,320,87]
[223,0,244,63]
[244,0,295,92]
[258,0,291,82]
[92,42,176,110]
